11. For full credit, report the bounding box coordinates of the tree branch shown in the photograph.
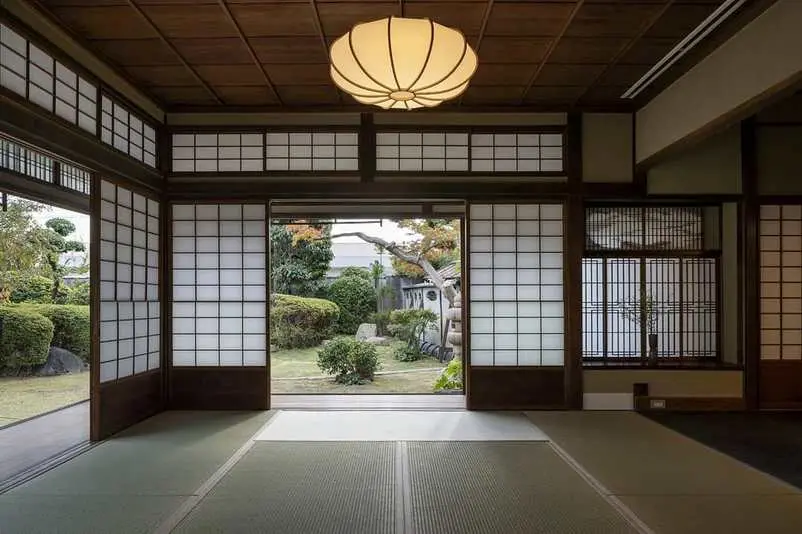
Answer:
[331,232,458,305]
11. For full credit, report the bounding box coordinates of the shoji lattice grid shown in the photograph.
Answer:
[265,132,358,171]
[376,132,469,171]
[760,205,802,361]
[0,24,97,134]
[469,204,564,366]
[1,134,90,195]
[171,204,267,367]
[470,133,564,173]
[172,133,265,173]
[100,95,156,168]
[99,180,161,383]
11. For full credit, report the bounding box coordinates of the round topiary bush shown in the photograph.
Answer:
[0,306,54,371]
[3,273,55,304]
[316,336,380,385]
[270,294,340,349]
[327,275,377,335]
[19,304,91,363]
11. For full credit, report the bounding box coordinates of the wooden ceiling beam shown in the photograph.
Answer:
[519,0,585,105]
[217,0,282,105]
[123,0,223,104]
[572,0,676,107]
[458,0,494,106]
[310,0,342,105]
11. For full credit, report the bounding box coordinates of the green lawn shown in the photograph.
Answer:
[0,372,89,427]
[271,340,452,394]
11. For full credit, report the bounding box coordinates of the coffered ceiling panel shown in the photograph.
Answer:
[29,0,775,111]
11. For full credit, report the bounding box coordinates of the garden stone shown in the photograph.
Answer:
[37,347,86,376]
[366,336,389,345]
[355,323,377,341]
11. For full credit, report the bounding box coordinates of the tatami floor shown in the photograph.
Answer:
[1,409,801,534]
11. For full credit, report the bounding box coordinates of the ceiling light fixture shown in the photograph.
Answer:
[621,0,747,100]
[329,17,478,110]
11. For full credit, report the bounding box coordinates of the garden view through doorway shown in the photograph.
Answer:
[269,212,464,396]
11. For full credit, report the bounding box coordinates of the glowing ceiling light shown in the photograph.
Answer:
[329,17,478,110]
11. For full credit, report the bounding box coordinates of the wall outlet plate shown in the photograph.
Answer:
[650,399,666,409]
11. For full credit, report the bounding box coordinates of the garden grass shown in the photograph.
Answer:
[0,372,89,426]
[271,340,449,394]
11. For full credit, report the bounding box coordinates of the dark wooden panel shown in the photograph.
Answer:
[146,86,219,106]
[566,3,665,38]
[170,367,269,410]
[472,64,538,87]
[535,64,607,87]
[250,37,328,64]
[215,86,280,106]
[486,3,575,37]
[141,5,236,39]
[232,4,318,37]
[96,371,163,440]
[195,65,267,87]
[634,396,746,412]
[550,37,628,64]
[461,86,525,105]
[126,66,199,87]
[49,6,154,40]
[171,38,253,65]
[403,2,487,35]
[317,2,397,37]
[760,361,802,408]
[91,38,181,66]
[478,37,551,64]
[467,367,566,410]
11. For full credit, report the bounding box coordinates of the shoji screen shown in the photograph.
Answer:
[98,180,160,383]
[469,204,565,366]
[171,204,267,367]
[760,205,802,361]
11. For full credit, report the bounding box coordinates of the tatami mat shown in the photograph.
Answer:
[526,411,802,534]
[174,441,636,534]
[255,410,547,441]
[0,411,274,534]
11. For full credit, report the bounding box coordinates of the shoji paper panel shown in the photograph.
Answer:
[171,204,267,367]
[376,132,469,171]
[98,180,161,383]
[760,205,802,361]
[469,204,565,366]
[100,95,157,168]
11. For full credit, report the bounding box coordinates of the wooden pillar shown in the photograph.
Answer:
[565,113,584,409]
[741,117,759,410]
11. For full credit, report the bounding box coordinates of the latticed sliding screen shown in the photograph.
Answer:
[1,23,97,134]
[469,204,564,366]
[98,180,161,382]
[376,132,565,173]
[760,205,802,361]
[171,204,267,367]
[582,205,720,363]
[376,132,469,171]
[266,132,358,171]
[1,134,91,195]
[582,257,717,361]
[100,95,157,168]
[172,133,265,173]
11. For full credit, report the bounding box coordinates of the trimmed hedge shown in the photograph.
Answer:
[0,306,54,370]
[270,294,340,349]
[327,275,377,335]
[19,304,91,363]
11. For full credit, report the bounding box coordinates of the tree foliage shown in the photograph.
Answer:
[389,219,460,279]
[327,275,377,335]
[42,218,85,301]
[0,199,49,302]
[270,221,334,297]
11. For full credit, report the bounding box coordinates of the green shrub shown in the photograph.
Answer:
[327,275,377,335]
[20,304,90,363]
[434,358,463,392]
[339,266,372,282]
[388,308,439,361]
[270,294,340,349]
[0,306,54,370]
[3,273,55,304]
[59,282,90,305]
[316,336,380,385]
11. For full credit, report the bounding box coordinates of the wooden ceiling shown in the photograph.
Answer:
[29,0,772,111]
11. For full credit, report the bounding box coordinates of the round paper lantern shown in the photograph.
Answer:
[329,17,478,110]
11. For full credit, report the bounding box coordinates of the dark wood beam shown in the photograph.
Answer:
[218,0,282,105]
[458,0,494,106]
[573,0,675,107]
[123,0,223,105]
[520,0,585,105]
[741,117,759,410]
[0,168,89,213]
[310,0,342,105]
[564,112,583,409]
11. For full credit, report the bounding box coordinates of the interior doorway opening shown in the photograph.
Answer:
[269,201,466,398]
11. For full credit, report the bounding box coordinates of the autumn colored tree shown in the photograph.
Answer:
[270,221,334,297]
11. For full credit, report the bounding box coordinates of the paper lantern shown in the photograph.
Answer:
[329,17,478,110]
